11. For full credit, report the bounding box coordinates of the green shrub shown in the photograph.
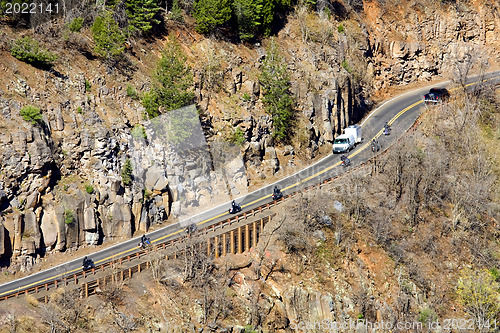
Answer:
[456,268,500,325]
[126,84,139,100]
[77,106,83,114]
[121,158,133,186]
[229,127,245,146]
[417,307,437,324]
[337,24,345,33]
[490,267,500,282]
[243,326,258,333]
[85,184,94,194]
[131,124,147,140]
[169,0,184,22]
[341,59,352,73]
[68,17,84,33]
[20,105,43,125]
[242,92,251,101]
[85,79,91,93]
[11,36,57,68]
[64,209,74,225]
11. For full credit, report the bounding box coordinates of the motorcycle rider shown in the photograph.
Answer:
[341,154,350,166]
[83,256,92,269]
[141,234,149,246]
[273,186,282,200]
[383,122,391,134]
[273,186,280,196]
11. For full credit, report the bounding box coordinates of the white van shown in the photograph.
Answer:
[332,125,362,153]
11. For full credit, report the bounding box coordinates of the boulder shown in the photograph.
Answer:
[264,147,277,160]
[139,208,149,232]
[85,231,99,245]
[23,209,40,249]
[145,167,167,191]
[25,191,39,209]
[54,206,66,251]
[83,206,96,231]
[40,208,58,249]
[283,145,294,156]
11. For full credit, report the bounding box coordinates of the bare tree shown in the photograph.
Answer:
[450,43,482,93]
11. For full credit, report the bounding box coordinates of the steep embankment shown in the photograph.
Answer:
[0,0,498,276]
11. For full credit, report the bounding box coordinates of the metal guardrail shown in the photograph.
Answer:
[2,113,425,302]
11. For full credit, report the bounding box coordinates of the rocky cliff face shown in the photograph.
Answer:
[364,0,499,89]
[0,0,498,270]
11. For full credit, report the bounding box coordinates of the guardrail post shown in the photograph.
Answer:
[83,283,88,298]
[253,222,258,248]
[45,283,48,291]
[129,268,132,278]
[244,212,247,219]
[74,274,77,284]
[230,230,235,254]
[44,295,48,303]
[138,263,141,273]
[214,236,219,258]
[35,286,38,293]
[222,233,227,256]
[55,280,58,288]
[237,227,242,254]
[245,224,250,252]
[207,239,211,256]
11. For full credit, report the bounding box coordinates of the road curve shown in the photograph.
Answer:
[1,71,499,298]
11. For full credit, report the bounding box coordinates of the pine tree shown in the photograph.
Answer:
[142,37,194,118]
[121,158,133,186]
[126,0,160,34]
[261,0,291,36]
[193,0,232,34]
[233,0,263,41]
[91,11,125,59]
[259,38,294,142]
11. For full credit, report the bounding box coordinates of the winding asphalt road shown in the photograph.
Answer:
[1,71,499,298]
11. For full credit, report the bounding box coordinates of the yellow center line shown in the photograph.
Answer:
[2,75,497,298]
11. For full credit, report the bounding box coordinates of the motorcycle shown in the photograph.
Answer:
[272,188,283,201]
[371,140,380,152]
[340,155,350,167]
[228,202,242,214]
[138,237,151,249]
[185,224,197,234]
[82,258,95,271]
[383,124,391,135]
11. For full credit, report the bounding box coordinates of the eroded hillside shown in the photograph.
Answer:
[0,0,498,291]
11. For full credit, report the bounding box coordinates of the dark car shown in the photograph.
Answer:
[423,88,450,104]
